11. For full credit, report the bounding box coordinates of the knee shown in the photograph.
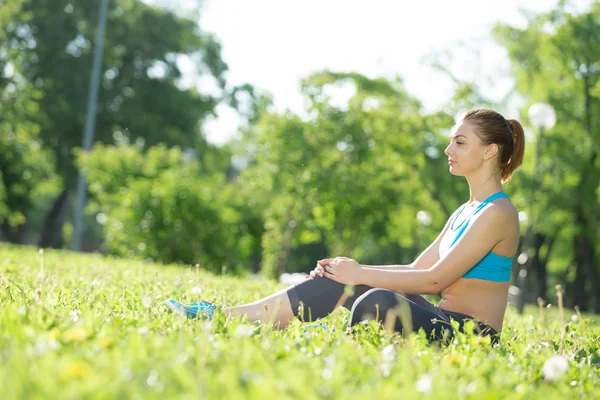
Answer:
[349,289,398,326]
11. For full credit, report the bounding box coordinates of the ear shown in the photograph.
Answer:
[483,144,499,160]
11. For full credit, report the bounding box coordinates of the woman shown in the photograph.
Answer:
[166,108,525,343]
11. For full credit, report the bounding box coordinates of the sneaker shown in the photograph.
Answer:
[303,323,328,333]
[164,299,215,319]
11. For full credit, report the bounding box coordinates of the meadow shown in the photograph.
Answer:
[0,244,598,399]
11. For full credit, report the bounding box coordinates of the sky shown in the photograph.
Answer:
[172,0,578,145]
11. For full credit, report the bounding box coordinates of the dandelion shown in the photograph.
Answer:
[61,360,91,379]
[69,309,81,322]
[322,369,333,380]
[146,370,159,387]
[176,353,189,364]
[191,287,202,295]
[234,324,254,338]
[542,355,569,381]
[63,327,89,343]
[49,328,60,341]
[446,354,465,366]
[380,363,392,378]
[416,373,433,393]
[98,337,115,349]
[461,382,477,394]
[142,297,152,308]
[471,336,491,346]
[381,344,396,362]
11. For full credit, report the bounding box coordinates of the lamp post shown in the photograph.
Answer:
[71,0,109,251]
[527,102,556,229]
[523,102,556,309]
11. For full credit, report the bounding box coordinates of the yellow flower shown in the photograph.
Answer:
[446,353,465,366]
[471,336,491,346]
[97,337,115,349]
[62,327,89,343]
[49,328,60,341]
[61,360,91,379]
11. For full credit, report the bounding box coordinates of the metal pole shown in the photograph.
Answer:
[71,0,109,251]
[525,126,544,305]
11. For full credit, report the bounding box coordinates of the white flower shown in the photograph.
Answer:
[142,297,152,308]
[381,344,396,362]
[234,324,254,337]
[416,373,433,393]
[146,370,158,387]
[190,287,202,295]
[69,309,81,322]
[543,355,569,381]
[571,315,578,322]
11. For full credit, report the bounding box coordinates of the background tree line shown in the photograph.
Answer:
[0,0,598,311]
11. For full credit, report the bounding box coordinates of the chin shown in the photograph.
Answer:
[448,166,463,177]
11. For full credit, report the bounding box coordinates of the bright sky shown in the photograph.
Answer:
[180,0,574,145]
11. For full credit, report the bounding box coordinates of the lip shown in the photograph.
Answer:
[448,159,456,165]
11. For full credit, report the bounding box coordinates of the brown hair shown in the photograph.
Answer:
[462,108,525,183]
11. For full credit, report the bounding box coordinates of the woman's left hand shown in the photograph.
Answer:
[323,257,363,285]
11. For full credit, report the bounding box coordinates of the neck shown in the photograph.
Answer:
[465,168,504,204]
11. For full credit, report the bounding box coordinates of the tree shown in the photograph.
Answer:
[0,0,229,247]
[0,36,60,243]
[237,71,464,277]
[493,0,600,311]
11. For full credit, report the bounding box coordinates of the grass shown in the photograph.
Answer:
[0,244,599,399]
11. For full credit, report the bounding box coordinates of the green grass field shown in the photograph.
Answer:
[1,244,598,399]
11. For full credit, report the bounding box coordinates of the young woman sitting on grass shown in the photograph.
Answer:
[166,108,525,344]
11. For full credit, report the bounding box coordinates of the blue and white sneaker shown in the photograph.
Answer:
[303,323,328,332]
[165,299,215,319]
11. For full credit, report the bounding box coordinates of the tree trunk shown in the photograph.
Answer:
[573,73,600,311]
[530,232,548,303]
[572,234,587,310]
[39,187,71,248]
[583,233,600,313]
[573,210,599,312]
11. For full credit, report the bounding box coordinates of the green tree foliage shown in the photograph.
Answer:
[236,71,463,277]
[0,0,231,245]
[493,0,600,310]
[76,143,262,273]
[0,54,59,242]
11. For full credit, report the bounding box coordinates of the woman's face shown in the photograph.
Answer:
[444,121,488,178]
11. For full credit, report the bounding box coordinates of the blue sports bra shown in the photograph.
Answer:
[438,192,513,282]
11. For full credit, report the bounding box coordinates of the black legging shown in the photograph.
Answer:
[286,276,499,343]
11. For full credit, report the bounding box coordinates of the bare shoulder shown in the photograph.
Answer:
[477,198,519,232]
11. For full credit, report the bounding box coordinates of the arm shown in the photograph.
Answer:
[326,205,510,293]
[313,210,456,278]
[361,209,456,271]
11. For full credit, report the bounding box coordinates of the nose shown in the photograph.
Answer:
[445,143,453,156]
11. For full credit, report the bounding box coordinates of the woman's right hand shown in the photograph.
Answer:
[309,258,333,278]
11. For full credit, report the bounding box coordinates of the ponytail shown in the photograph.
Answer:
[501,119,525,183]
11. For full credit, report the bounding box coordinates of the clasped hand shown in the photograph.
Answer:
[308,256,362,285]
